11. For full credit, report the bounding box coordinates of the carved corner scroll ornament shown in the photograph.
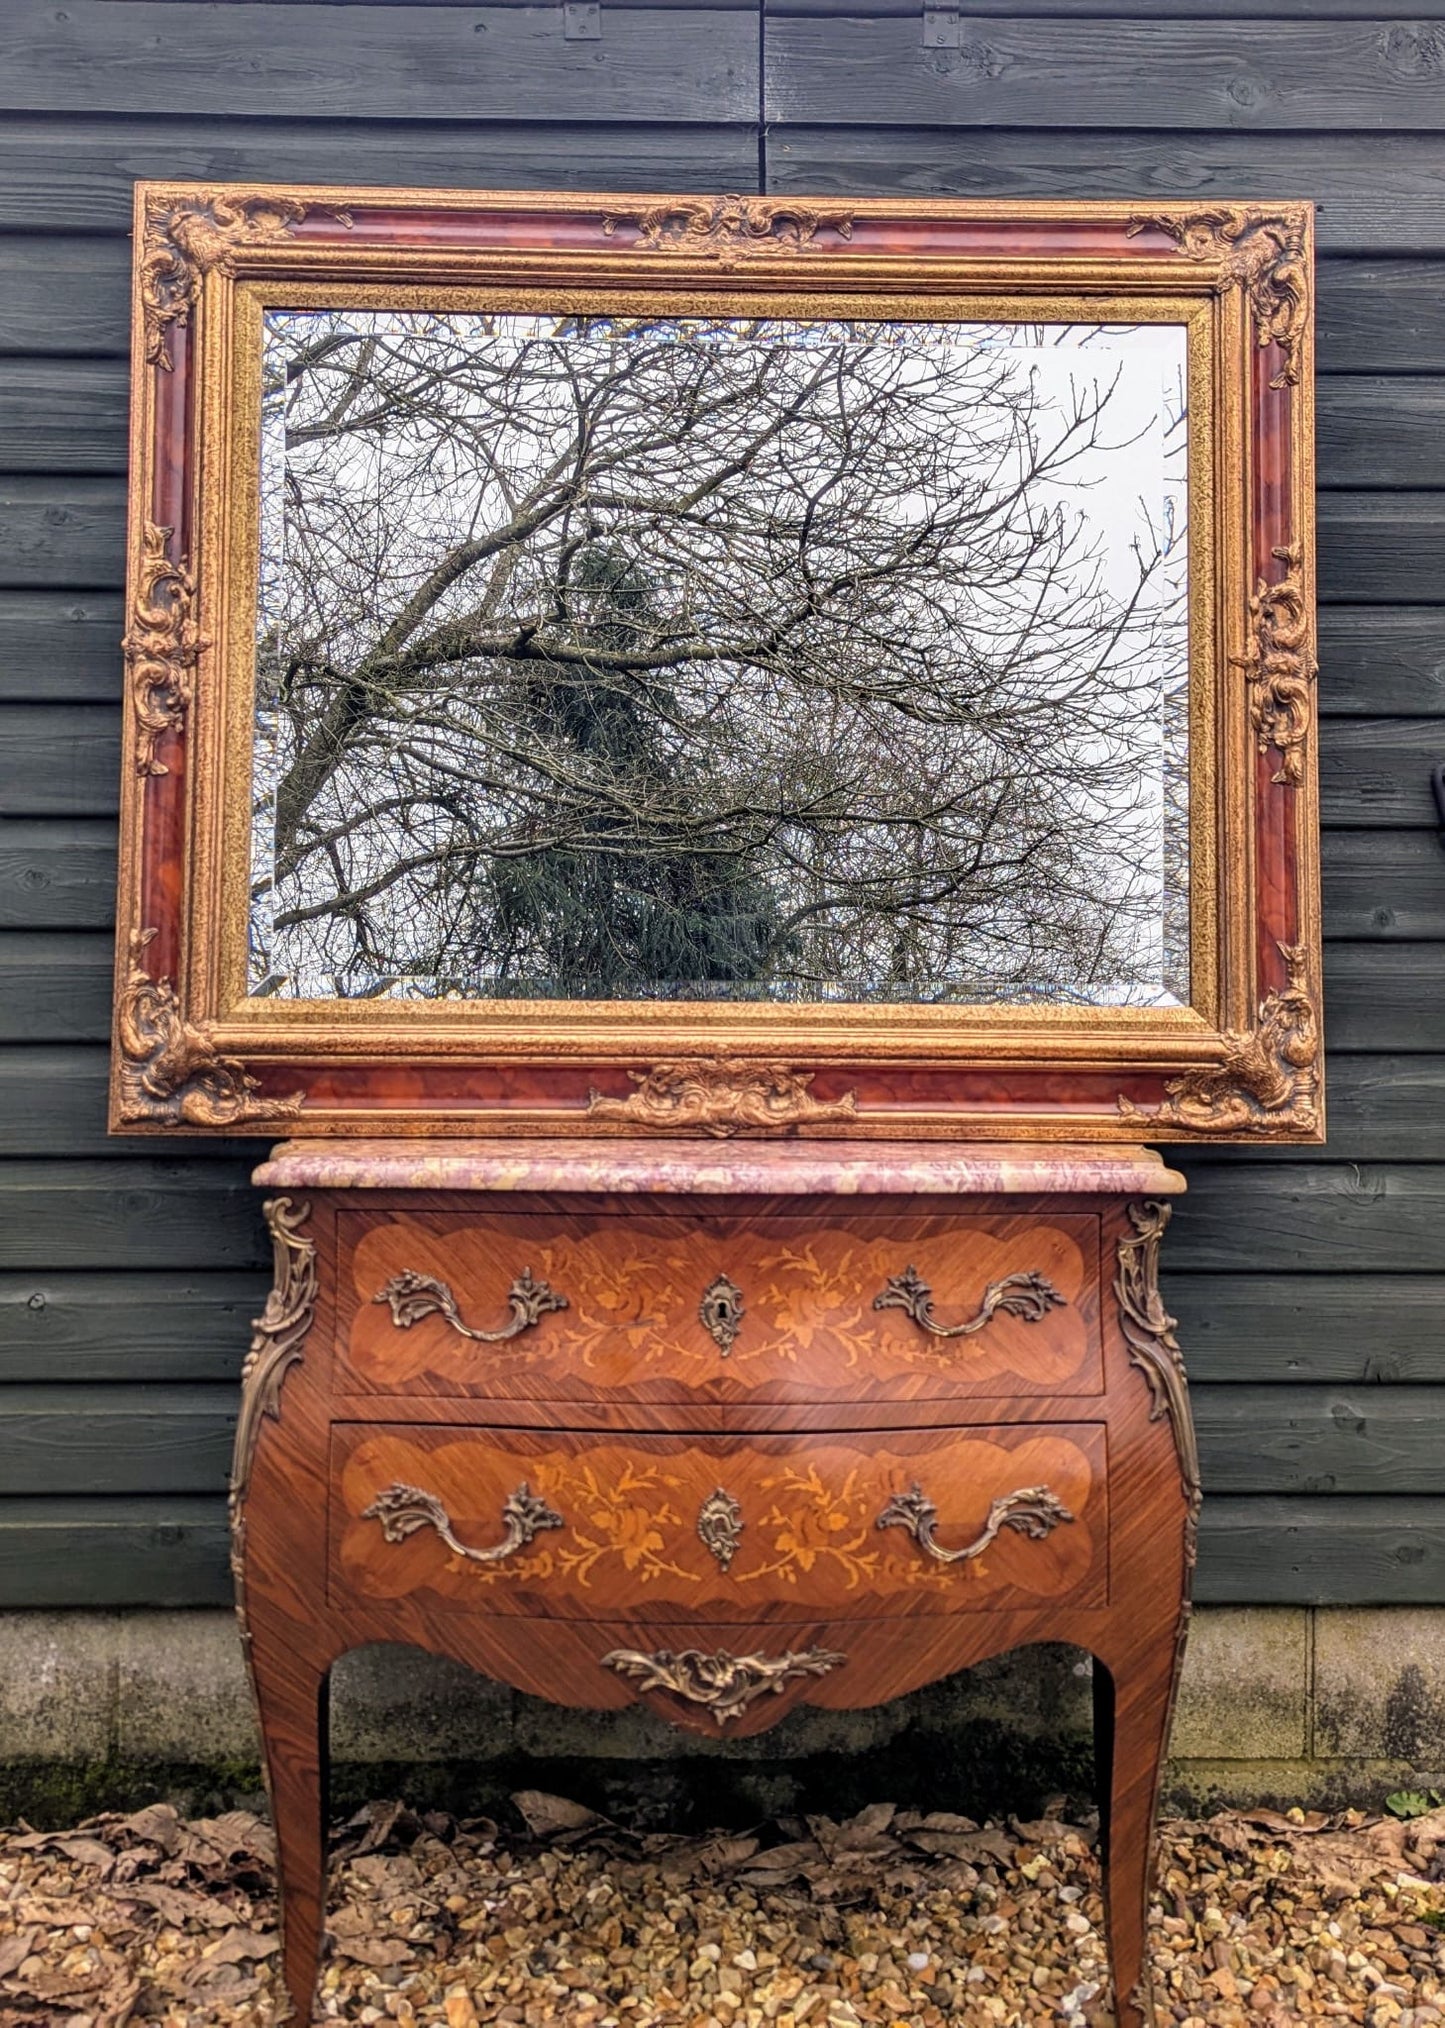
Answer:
[373,1266,568,1343]
[231,1198,318,1511]
[697,1488,744,1572]
[125,522,204,777]
[601,1645,847,1728]
[587,1058,858,1138]
[603,197,854,265]
[878,1482,1074,1566]
[874,1266,1065,1339]
[1235,544,1317,788]
[1114,1199,1201,1560]
[1118,942,1319,1136]
[141,190,308,368]
[116,929,305,1128]
[1126,205,1309,389]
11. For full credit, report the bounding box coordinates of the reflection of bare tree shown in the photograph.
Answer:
[252,312,1187,1003]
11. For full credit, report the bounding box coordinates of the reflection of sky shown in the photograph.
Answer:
[251,312,1189,1007]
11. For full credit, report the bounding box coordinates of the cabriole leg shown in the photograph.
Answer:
[248,1622,331,2024]
[1092,1638,1179,2028]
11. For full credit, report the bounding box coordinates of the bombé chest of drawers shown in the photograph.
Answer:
[231,1138,1194,2027]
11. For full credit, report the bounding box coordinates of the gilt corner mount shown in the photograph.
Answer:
[112,186,1322,1143]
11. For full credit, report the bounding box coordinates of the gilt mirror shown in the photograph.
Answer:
[112,188,1321,1142]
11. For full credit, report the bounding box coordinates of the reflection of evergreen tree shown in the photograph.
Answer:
[487,546,790,995]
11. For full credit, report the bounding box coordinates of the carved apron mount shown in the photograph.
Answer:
[587,1058,859,1137]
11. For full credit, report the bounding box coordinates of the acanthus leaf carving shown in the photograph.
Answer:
[1234,543,1317,788]
[1126,205,1310,388]
[601,1645,847,1727]
[1118,942,1319,1136]
[125,521,205,776]
[586,1058,859,1138]
[602,196,854,265]
[1113,1198,1200,1567]
[141,190,308,369]
[116,927,305,1128]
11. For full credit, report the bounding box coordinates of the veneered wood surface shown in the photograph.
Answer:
[340,1207,1101,1405]
[238,1177,1193,2025]
[330,1420,1109,1621]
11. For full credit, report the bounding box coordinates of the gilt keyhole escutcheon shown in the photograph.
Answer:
[699,1274,745,1355]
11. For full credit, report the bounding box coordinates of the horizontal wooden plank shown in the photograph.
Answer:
[7,357,1444,485]
[0,235,129,357]
[765,19,1445,130]
[1319,261,1445,375]
[1317,377,1445,490]
[0,1496,229,1608]
[0,1383,234,1494]
[0,477,123,590]
[1319,494,1445,607]
[0,1493,1434,1609]
[0,117,761,235]
[1190,1058,1445,1163]
[1168,1160,1445,1273]
[1168,1273,1445,1384]
[1324,942,1445,1052]
[0,1162,261,1269]
[0,934,1435,1054]
[0,705,117,816]
[1,492,1440,616]
[1320,719,1445,829]
[0,932,114,1040]
[0,361,127,475]
[0,1049,253,1159]
[775,0,1445,15]
[767,130,1445,257]
[1319,609,1445,717]
[0,4,757,122]
[0,1270,261,1382]
[1195,1384,1445,1495]
[1323,830,1445,940]
[1194,1497,1445,1605]
[0,592,124,702]
[0,820,116,930]
[1,244,1436,381]
[0,1377,1433,1510]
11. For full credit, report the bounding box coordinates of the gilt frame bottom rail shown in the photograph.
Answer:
[232,1149,1194,2028]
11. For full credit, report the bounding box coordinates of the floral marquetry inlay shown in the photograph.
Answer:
[335,1428,1104,1618]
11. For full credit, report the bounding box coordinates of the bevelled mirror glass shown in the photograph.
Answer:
[251,312,1190,1012]
[112,188,1321,1141]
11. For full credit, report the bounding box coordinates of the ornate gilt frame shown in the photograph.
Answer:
[111,186,1321,1142]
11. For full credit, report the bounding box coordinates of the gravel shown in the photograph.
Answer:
[0,1792,1442,2024]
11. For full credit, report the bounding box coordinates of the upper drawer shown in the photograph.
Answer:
[330,1419,1108,1622]
[335,1208,1102,1404]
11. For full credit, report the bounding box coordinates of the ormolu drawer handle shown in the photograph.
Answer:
[602,1645,847,1728]
[873,1265,1064,1339]
[877,1482,1074,1565]
[373,1267,567,1343]
[362,1480,563,1564]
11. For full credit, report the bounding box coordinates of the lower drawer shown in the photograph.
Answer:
[330,1421,1108,1622]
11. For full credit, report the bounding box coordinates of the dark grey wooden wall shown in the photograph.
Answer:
[1,0,1443,1611]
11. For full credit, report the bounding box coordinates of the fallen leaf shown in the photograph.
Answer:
[197,1927,278,1965]
[511,1791,608,1839]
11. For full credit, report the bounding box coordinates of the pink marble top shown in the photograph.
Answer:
[253,1139,1185,1197]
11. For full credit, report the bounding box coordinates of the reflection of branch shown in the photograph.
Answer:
[258,313,1188,1000]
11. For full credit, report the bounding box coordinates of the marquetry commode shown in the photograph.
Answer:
[232,1138,1195,2026]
